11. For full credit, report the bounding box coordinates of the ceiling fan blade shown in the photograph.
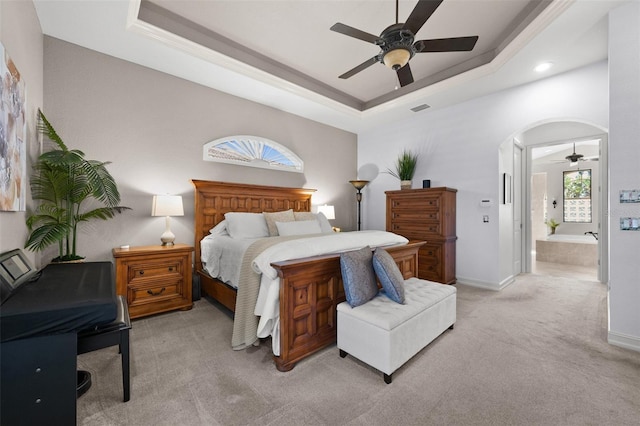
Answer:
[339,56,379,79]
[415,36,479,52]
[330,23,380,44]
[397,63,414,87]
[403,0,444,35]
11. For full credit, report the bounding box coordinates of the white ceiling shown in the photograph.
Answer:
[532,139,600,162]
[33,0,624,133]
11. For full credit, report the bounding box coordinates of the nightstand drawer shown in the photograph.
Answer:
[128,281,182,306]
[127,260,182,284]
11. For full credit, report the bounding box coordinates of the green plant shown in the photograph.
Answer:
[545,218,560,229]
[387,149,419,181]
[25,110,130,261]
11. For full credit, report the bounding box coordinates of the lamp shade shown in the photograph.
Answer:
[152,195,184,217]
[349,180,369,190]
[383,48,411,70]
[317,204,335,220]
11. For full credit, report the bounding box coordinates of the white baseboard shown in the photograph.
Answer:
[456,276,514,291]
[608,331,640,352]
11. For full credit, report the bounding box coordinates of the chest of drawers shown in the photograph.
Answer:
[386,187,457,284]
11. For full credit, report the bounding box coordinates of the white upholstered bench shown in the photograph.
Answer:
[337,277,456,384]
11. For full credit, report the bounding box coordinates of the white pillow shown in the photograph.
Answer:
[293,211,333,234]
[276,220,322,236]
[224,212,269,239]
[315,212,333,233]
[209,220,229,236]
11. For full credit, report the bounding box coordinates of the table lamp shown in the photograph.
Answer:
[152,195,184,246]
[316,204,335,220]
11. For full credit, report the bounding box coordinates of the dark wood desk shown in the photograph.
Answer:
[0,262,116,425]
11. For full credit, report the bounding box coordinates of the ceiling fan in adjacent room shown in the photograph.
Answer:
[565,143,599,166]
[330,0,479,87]
[549,143,599,166]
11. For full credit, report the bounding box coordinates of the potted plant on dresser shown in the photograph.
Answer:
[387,149,419,189]
[24,110,130,262]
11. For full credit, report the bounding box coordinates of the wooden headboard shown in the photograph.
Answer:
[191,180,316,273]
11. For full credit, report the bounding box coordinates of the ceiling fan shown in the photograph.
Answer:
[330,0,479,87]
[563,143,598,166]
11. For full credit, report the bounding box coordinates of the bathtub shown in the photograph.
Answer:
[535,234,598,267]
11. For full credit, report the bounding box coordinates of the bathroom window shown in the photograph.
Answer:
[563,169,591,223]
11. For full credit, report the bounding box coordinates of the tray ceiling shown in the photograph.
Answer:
[34,0,623,132]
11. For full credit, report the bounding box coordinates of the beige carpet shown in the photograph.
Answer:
[77,273,640,425]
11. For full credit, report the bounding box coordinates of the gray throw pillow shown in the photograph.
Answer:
[340,246,378,307]
[372,247,405,304]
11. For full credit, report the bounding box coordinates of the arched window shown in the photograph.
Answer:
[203,135,303,173]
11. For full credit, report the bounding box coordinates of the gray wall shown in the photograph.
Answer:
[0,1,43,266]
[42,37,357,263]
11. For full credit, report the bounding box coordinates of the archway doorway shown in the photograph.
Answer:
[519,121,608,283]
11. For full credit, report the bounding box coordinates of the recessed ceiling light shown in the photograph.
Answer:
[534,62,553,73]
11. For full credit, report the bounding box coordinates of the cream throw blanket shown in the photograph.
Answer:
[232,235,311,350]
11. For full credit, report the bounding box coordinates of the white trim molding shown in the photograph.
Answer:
[608,331,640,353]
[456,276,515,291]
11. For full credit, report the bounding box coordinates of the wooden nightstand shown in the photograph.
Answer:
[112,244,194,319]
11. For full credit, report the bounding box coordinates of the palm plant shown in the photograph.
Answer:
[387,149,419,181]
[25,110,130,261]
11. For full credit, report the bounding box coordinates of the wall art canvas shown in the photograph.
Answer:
[0,43,27,211]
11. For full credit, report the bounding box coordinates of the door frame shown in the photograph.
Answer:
[522,134,608,282]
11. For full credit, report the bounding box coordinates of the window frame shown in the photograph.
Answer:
[563,169,592,223]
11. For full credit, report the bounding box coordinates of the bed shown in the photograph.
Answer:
[192,180,423,371]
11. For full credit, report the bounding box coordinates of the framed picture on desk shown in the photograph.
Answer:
[0,249,38,305]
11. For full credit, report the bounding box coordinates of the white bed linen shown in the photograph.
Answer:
[200,234,256,288]
[251,230,408,355]
[202,230,409,356]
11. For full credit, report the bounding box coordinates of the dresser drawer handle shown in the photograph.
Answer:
[147,287,166,296]
[168,267,174,272]
[139,270,144,276]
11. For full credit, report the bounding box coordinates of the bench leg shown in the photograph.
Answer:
[384,373,392,384]
[449,323,455,330]
[339,349,347,358]
[120,330,130,402]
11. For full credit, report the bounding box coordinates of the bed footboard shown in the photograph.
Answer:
[271,240,424,372]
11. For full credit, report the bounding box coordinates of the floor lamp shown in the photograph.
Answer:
[349,180,369,231]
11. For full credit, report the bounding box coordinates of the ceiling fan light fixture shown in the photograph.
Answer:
[383,48,411,70]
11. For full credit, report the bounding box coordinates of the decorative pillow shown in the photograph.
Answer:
[293,211,315,221]
[340,246,378,307]
[209,220,229,236]
[293,211,333,233]
[276,220,321,236]
[224,212,269,239]
[263,209,295,236]
[372,247,405,304]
